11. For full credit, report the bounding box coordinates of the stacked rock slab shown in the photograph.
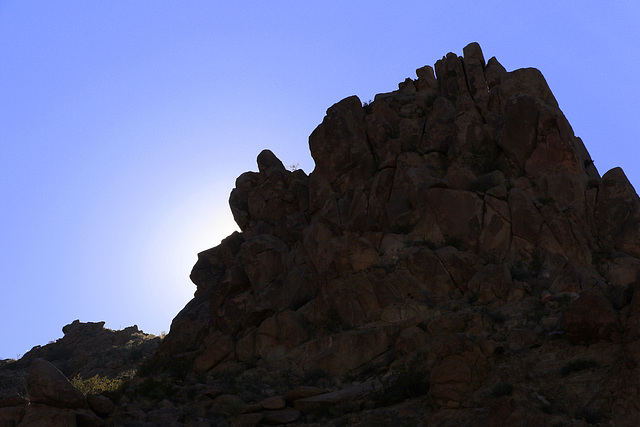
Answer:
[156,43,640,425]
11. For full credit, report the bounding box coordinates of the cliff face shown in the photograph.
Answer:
[151,42,640,424]
[6,43,637,426]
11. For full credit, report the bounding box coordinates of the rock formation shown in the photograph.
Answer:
[143,42,640,425]
[3,43,640,426]
[0,321,160,426]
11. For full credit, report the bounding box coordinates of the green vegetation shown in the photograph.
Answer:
[221,398,245,427]
[71,371,133,396]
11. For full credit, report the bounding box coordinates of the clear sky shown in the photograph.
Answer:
[1,1,638,359]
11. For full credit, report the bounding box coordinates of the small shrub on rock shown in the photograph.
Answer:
[71,373,132,396]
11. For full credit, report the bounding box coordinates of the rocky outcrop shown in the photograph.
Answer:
[1,320,160,395]
[0,358,104,426]
[26,358,87,409]
[0,321,161,425]
[5,43,640,426]
[141,42,640,426]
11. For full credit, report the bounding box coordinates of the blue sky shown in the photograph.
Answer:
[1,1,638,359]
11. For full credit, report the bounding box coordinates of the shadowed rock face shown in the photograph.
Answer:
[150,43,639,425]
[0,322,160,426]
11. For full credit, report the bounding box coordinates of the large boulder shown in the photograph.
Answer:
[27,358,87,409]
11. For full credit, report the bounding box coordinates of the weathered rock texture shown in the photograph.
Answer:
[0,321,160,425]
[4,43,639,426]
[2,320,160,391]
[145,42,640,426]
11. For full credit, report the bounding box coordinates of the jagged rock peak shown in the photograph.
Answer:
[152,43,640,426]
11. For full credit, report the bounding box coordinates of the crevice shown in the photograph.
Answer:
[459,56,475,103]
[434,250,465,294]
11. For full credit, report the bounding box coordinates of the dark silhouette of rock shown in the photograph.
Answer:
[4,42,640,426]
[27,358,87,408]
[138,42,640,425]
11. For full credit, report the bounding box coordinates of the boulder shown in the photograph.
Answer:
[87,393,116,417]
[261,408,301,425]
[596,167,640,258]
[563,289,620,344]
[26,358,87,409]
[309,95,375,190]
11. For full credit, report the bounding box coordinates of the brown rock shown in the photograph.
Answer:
[0,393,28,408]
[255,310,310,363]
[294,329,389,376]
[19,404,77,427]
[313,270,390,327]
[309,95,375,190]
[27,358,87,409]
[596,167,640,258]
[284,386,326,403]
[508,188,544,247]
[563,289,620,344]
[395,326,429,358]
[0,406,26,426]
[435,52,468,100]
[147,42,640,427]
[193,332,235,372]
[259,395,286,410]
[61,319,105,335]
[261,408,301,425]
[462,42,488,106]
[147,406,184,425]
[158,294,211,356]
[428,335,489,409]
[238,412,264,427]
[426,313,466,336]
[498,94,541,171]
[404,247,458,297]
[426,188,483,250]
[467,264,512,304]
[293,379,381,412]
[87,393,115,417]
[256,149,285,174]
[240,234,288,295]
[235,327,257,363]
